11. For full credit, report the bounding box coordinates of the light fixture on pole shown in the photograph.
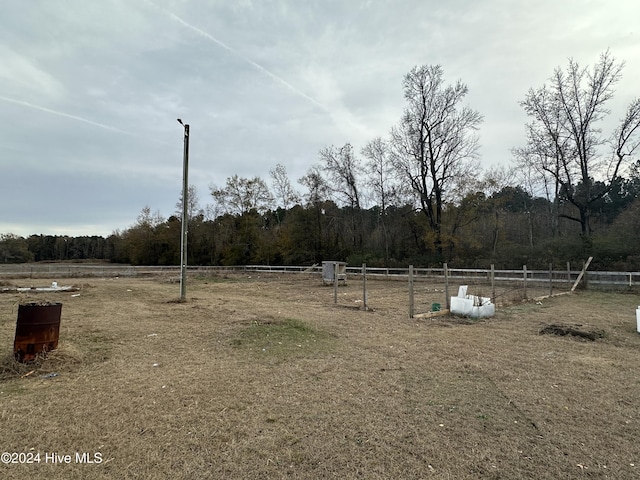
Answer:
[177,118,190,301]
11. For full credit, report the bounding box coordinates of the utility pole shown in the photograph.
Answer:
[177,119,190,301]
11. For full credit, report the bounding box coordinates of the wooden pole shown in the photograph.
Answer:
[583,260,589,289]
[491,264,495,304]
[571,256,593,292]
[362,263,367,311]
[409,265,414,318]
[333,262,338,304]
[444,263,450,310]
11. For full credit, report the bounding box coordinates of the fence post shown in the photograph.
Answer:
[523,265,528,300]
[444,263,450,310]
[491,264,495,304]
[362,263,367,311]
[333,262,338,304]
[409,265,414,318]
[567,262,571,289]
[549,263,553,296]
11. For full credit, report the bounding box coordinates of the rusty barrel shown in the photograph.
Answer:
[14,302,62,362]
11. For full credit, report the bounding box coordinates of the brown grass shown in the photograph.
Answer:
[0,274,639,479]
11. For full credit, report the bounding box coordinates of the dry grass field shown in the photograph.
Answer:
[1,273,639,479]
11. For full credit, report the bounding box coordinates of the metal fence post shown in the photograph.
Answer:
[362,263,367,311]
[444,263,450,310]
[409,265,414,318]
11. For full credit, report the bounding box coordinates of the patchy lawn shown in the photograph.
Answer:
[0,274,639,479]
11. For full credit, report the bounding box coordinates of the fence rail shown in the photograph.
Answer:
[1,263,639,288]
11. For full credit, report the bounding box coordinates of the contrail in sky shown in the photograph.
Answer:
[145,0,329,112]
[0,96,130,135]
[0,95,171,145]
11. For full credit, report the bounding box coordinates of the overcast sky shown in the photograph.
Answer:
[1,0,639,237]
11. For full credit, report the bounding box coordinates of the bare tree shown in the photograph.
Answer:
[362,137,402,212]
[136,205,165,228]
[298,166,330,260]
[481,167,517,255]
[298,165,329,209]
[518,50,640,236]
[269,163,300,210]
[362,137,401,265]
[512,161,552,246]
[389,64,482,256]
[175,184,203,221]
[319,143,362,209]
[210,175,273,216]
[613,97,640,169]
[513,145,563,238]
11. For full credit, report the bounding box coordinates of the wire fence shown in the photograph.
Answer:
[1,263,639,289]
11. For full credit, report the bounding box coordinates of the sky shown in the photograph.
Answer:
[1,0,639,238]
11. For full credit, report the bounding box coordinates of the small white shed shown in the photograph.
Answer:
[322,261,347,285]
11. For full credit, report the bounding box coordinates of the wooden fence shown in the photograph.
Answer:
[1,263,639,288]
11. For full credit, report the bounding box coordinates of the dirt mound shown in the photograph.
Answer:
[539,323,605,341]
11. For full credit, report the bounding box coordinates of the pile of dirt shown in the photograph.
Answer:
[539,323,605,341]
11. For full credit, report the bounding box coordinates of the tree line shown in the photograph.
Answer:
[2,52,639,270]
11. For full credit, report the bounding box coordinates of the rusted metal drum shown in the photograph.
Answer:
[14,302,62,362]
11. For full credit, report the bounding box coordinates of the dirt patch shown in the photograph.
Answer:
[539,323,606,341]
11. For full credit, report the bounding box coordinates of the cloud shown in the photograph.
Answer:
[1,0,640,237]
[144,0,375,140]
[0,45,65,100]
[145,0,327,109]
